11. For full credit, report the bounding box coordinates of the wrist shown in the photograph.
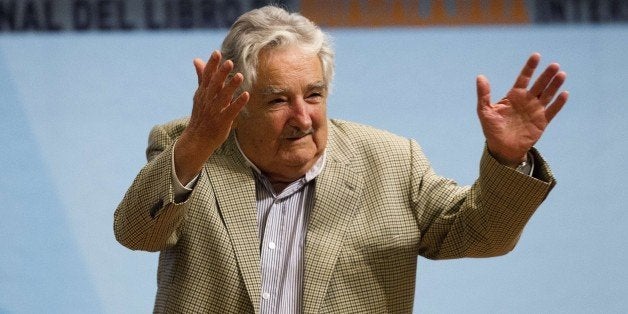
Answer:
[173,136,212,185]
[487,147,528,169]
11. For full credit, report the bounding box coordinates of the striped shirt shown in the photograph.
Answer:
[236,140,326,314]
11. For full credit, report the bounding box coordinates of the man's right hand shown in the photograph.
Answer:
[174,51,250,185]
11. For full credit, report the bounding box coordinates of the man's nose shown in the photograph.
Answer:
[290,98,312,130]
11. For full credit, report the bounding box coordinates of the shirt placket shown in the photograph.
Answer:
[258,177,308,314]
[260,196,284,313]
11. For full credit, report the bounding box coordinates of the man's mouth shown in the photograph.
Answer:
[285,128,314,140]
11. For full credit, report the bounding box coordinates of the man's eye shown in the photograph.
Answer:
[270,98,286,105]
[307,93,323,102]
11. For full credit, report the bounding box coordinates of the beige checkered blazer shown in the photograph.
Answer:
[114,118,555,313]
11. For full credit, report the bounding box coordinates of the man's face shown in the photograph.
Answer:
[235,45,328,184]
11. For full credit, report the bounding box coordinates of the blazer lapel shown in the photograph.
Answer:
[206,133,261,314]
[303,124,364,313]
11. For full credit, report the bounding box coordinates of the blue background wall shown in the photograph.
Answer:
[1,25,627,313]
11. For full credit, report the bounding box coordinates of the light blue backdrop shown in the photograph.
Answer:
[1,25,626,313]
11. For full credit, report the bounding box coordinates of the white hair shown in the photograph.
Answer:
[221,5,335,95]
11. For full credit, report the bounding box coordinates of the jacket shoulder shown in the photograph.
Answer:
[145,117,190,161]
[329,119,412,155]
[150,117,190,141]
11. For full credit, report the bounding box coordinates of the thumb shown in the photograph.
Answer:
[193,58,206,85]
[476,75,492,112]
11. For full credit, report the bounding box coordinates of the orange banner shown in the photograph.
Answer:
[300,0,530,27]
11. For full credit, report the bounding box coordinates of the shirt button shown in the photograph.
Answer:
[262,292,271,300]
[268,242,276,250]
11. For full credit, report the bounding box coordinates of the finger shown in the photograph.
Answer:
[529,63,560,98]
[539,71,566,104]
[476,75,492,112]
[202,50,221,88]
[224,91,250,121]
[216,72,245,110]
[545,91,568,123]
[512,53,541,89]
[193,58,206,85]
[205,59,234,102]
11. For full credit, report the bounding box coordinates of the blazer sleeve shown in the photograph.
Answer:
[412,140,556,259]
[114,122,193,252]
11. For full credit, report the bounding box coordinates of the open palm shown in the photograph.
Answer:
[477,53,569,167]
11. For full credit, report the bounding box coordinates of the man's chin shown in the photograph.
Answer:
[281,155,315,168]
[278,151,320,169]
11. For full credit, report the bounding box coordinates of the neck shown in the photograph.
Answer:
[270,181,291,193]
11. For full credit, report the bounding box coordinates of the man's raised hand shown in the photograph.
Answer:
[174,51,250,185]
[476,53,568,168]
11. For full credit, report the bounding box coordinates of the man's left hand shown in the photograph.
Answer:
[476,53,569,168]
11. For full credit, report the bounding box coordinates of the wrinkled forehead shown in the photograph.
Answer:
[258,81,327,97]
[254,46,326,88]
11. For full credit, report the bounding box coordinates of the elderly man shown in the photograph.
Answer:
[114,5,568,314]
